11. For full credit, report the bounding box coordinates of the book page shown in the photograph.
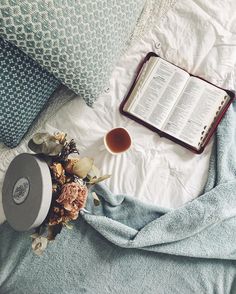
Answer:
[163,77,229,147]
[128,58,189,129]
[123,57,159,112]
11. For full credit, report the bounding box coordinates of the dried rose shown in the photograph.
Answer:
[50,163,64,178]
[67,209,79,220]
[50,163,66,185]
[56,182,88,220]
[32,236,48,256]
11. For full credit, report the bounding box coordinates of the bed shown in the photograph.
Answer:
[1,1,236,293]
[1,0,231,221]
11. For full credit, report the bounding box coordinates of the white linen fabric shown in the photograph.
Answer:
[1,0,236,224]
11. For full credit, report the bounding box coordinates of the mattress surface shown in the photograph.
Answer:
[1,0,236,223]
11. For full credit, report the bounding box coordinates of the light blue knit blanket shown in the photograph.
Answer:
[0,102,236,293]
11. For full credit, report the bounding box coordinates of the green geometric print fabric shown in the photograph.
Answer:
[0,38,60,148]
[0,0,144,106]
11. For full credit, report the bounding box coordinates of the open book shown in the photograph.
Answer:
[120,53,235,153]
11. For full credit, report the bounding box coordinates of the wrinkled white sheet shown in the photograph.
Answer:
[1,0,236,223]
[42,0,236,208]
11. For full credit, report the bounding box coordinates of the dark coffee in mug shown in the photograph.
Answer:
[105,128,131,154]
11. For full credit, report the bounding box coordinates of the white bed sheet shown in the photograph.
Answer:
[1,0,236,223]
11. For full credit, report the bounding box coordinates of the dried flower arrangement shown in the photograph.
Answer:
[28,132,110,255]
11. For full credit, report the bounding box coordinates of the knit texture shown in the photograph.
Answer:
[1,101,236,293]
[0,0,145,106]
[0,38,60,148]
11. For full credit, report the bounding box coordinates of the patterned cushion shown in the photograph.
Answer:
[0,0,144,106]
[0,38,60,148]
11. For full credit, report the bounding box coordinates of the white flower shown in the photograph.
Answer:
[32,236,48,256]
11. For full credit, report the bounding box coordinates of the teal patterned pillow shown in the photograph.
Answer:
[0,38,60,148]
[0,0,144,106]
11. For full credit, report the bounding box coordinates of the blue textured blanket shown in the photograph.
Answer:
[1,102,236,293]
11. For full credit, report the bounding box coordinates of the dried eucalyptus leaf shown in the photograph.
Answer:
[39,154,53,166]
[29,132,64,156]
[88,174,111,185]
[42,141,64,156]
[88,164,101,179]
[30,233,40,239]
[41,142,52,154]
[48,145,64,156]
[92,192,100,206]
[28,139,44,154]
[29,139,63,156]
[86,174,92,181]
[64,223,73,229]
[38,224,47,236]
[32,236,48,255]
[72,157,94,179]
[32,132,51,144]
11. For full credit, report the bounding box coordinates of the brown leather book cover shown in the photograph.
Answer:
[120,52,235,154]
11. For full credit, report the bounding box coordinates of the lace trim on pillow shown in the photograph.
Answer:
[130,0,177,44]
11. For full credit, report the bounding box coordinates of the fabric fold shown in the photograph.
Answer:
[81,102,236,260]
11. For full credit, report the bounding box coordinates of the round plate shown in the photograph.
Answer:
[2,153,52,231]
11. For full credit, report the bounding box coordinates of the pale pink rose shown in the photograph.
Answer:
[56,182,88,219]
